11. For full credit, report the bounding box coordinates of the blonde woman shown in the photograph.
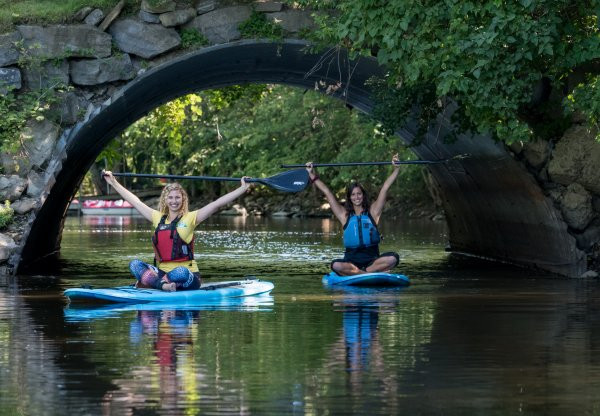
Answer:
[102,171,251,291]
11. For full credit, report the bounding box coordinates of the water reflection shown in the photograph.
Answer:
[64,295,275,322]
[101,308,199,414]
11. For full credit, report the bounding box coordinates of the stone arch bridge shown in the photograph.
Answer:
[0,3,596,277]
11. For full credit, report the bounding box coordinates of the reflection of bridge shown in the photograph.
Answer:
[18,40,583,276]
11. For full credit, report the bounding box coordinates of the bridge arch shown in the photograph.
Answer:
[18,39,585,276]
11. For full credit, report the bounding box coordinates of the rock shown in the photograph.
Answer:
[11,198,38,215]
[0,68,21,94]
[509,140,523,155]
[49,91,89,125]
[0,175,27,202]
[20,119,60,171]
[139,10,161,24]
[26,171,45,198]
[255,1,284,12]
[109,19,181,59]
[74,6,94,22]
[0,153,19,175]
[271,210,292,217]
[0,31,22,67]
[70,54,135,85]
[265,9,316,33]
[84,9,105,26]
[16,25,112,59]
[580,270,599,278]
[196,0,216,15]
[559,183,594,231]
[159,8,197,27]
[0,233,17,262]
[220,204,247,216]
[22,60,69,90]
[574,222,600,251]
[184,6,252,44]
[141,0,176,14]
[548,125,600,194]
[522,138,550,169]
[98,0,126,32]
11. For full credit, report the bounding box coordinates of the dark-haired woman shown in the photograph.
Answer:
[306,155,401,276]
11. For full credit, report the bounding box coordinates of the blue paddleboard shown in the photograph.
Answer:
[64,279,274,303]
[323,271,410,287]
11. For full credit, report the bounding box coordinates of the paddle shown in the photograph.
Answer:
[110,169,309,193]
[280,153,470,168]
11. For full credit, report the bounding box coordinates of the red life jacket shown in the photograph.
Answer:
[151,215,194,263]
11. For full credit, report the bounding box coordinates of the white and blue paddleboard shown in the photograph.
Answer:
[64,279,274,304]
[323,271,410,287]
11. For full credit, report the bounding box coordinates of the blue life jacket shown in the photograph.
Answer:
[343,212,381,249]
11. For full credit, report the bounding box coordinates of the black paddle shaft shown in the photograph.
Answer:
[110,169,309,193]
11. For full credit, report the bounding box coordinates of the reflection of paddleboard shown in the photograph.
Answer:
[64,279,274,303]
[64,294,275,322]
[323,272,410,287]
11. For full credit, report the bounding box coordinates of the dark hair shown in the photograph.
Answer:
[344,182,370,217]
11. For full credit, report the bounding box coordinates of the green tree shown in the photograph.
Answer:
[291,0,599,143]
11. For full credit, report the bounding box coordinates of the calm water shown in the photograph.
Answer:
[2,214,600,415]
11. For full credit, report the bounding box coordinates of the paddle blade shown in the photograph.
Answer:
[256,169,309,192]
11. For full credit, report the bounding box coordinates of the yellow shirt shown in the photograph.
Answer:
[151,210,199,273]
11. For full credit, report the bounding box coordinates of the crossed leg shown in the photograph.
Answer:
[331,252,400,276]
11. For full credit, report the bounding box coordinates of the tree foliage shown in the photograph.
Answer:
[97,85,429,202]
[292,0,599,143]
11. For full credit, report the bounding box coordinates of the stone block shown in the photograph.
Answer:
[16,25,112,59]
[22,60,69,90]
[0,32,22,67]
[184,6,251,44]
[559,183,594,230]
[141,0,176,14]
[109,19,181,59]
[84,9,105,26]
[159,8,197,27]
[266,9,315,33]
[548,125,600,194]
[0,68,21,94]
[70,54,135,85]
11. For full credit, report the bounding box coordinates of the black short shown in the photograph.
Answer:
[331,251,400,271]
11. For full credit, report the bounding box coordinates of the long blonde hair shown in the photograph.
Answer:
[158,183,189,216]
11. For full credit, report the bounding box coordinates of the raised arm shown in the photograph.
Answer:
[195,177,251,223]
[102,170,154,221]
[306,162,347,224]
[369,154,401,223]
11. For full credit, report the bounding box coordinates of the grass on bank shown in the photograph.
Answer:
[0,0,123,32]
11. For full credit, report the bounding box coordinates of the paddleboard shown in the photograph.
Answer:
[323,271,410,287]
[64,279,274,304]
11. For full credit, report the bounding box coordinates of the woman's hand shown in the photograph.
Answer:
[305,162,318,181]
[392,153,400,171]
[241,176,252,192]
[102,170,117,186]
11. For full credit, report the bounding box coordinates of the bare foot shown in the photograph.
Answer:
[161,282,176,292]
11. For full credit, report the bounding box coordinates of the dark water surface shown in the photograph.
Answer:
[2,215,600,415]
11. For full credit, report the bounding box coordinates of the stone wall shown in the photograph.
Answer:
[511,120,600,277]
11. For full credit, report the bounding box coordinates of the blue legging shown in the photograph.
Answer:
[129,259,201,290]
